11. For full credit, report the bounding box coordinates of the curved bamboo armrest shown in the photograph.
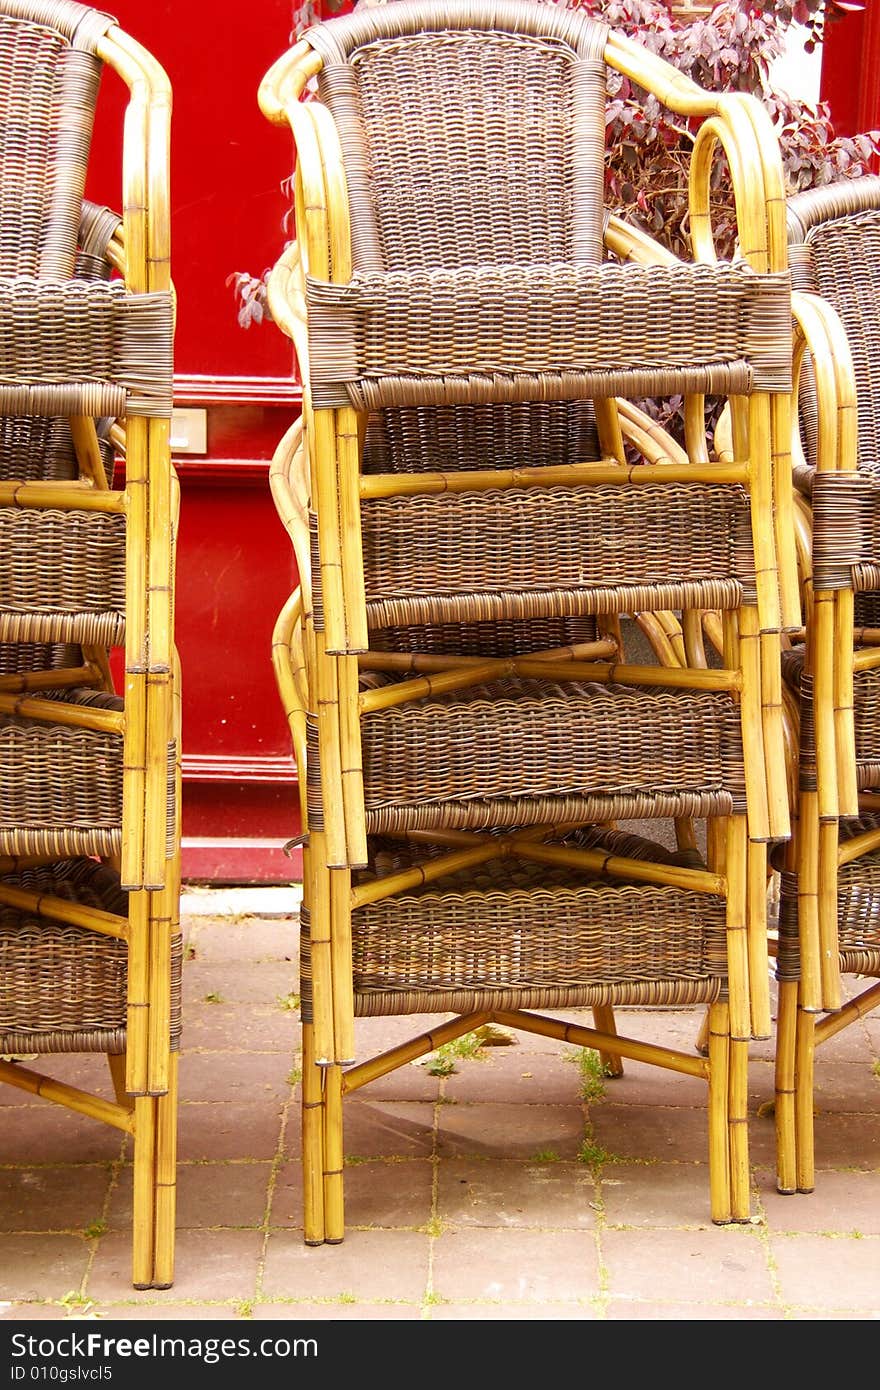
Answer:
[259,41,321,121]
[95,26,171,299]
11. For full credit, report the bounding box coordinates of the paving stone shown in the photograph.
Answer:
[349,1015,452,1056]
[436,1103,585,1160]
[428,1301,598,1319]
[0,1303,70,1320]
[770,1233,880,1312]
[181,1001,297,1052]
[583,1060,707,1109]
[601,1227,774,1304]
[436,1159,596,1229]
[261,1228,429,1301]
[0,1236,90,1301]
[811,1061,880,1114]
[812,1112,880,1169]
[599,1162,719,1229]
[0,1167,111,1234]
[758,1169,880,1235]
[183,962,298,1008]
[272,1160,433,1230]
[176,1101,285,1162]
[109,1162,272,1230]
[432,1227,599,1302]
[178,1051,294,1103]
[358,1065,441,1102]
[588,1103,710,1165]
[309,1100,435,1160]
[605,1299,783,1320]
[0,1108,126,1164]
[441,1050,582,1105]
[251,1302,422,1320]
[0,1055,112,1105]
[186,920,297,964]
[87,1304,237,1320]
[87,1230,263,1303]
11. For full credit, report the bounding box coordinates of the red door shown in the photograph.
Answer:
[820,2,880,147]
[84,2,336,882]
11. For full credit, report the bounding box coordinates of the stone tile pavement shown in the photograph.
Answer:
[1,887,879,1323]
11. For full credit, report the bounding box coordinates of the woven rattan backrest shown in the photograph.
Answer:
[0,2,114,277]
[788,177,880,475]
[308,2,606,474]
[307,0,608,272]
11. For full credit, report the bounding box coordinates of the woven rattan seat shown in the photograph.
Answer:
[336,675,744,833]
[0,859,182,1057]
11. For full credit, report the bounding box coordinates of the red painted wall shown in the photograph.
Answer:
[820,3,880,148]
[86,3,311,882]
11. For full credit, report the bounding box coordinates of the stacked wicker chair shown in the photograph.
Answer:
[260,0,796,1243]
[772,175,880,1198]
[0,1,179,1290]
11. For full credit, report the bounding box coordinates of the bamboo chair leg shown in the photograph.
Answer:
[794,1000,817,1194]
[590,1005,623,1078]
[126,890,150,1096]
[725,816,751,1044]
[817,819,842,1013]
[747,839,772,1040]
[760,627,791,841]
[737,607,771,843]
[694,1010,711,1058]
[774,978,798,1195]
[728,1035,751,1222]
[307,839,336,1067]
[834,588,857,816]
[797,792,823,1015]
[330,867,355,1065]
[302,1021,326,1246]
[107,1052,129,1108]
[707,1000,732,1225]
[131,1095,157,1289]
[323,1063,345,1244]
[314,633,348,868]
[147,889,172,1095]
[152,1052,178,1289]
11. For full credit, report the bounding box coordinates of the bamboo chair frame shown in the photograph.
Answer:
[272,416,751,1240]
[770,182,880,1194]
[260,2,794,856]
[260,0,797,1243]
[0,2,178,1291]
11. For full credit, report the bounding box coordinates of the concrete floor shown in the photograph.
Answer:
[1,886,879,1322]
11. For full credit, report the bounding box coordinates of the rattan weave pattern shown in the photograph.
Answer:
[0,506,126,644]
[299,828,727,1018]
[0,640,79,672]
[307,261,793,410]
[0,278,174,418]
[362,400,600,476]
[303,675,743,832]
[317,24,606,274]
[370,613,598,656]
[784,649,880,788]
[0,687,122,853]
[359,482,756,614]
[777,830,880,984]
[0,857,183,1055]
[0,8,100,278]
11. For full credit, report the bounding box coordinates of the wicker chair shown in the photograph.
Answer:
[0,1,178,1290]
[771,175,880,1196]
[261,0,794,1242]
